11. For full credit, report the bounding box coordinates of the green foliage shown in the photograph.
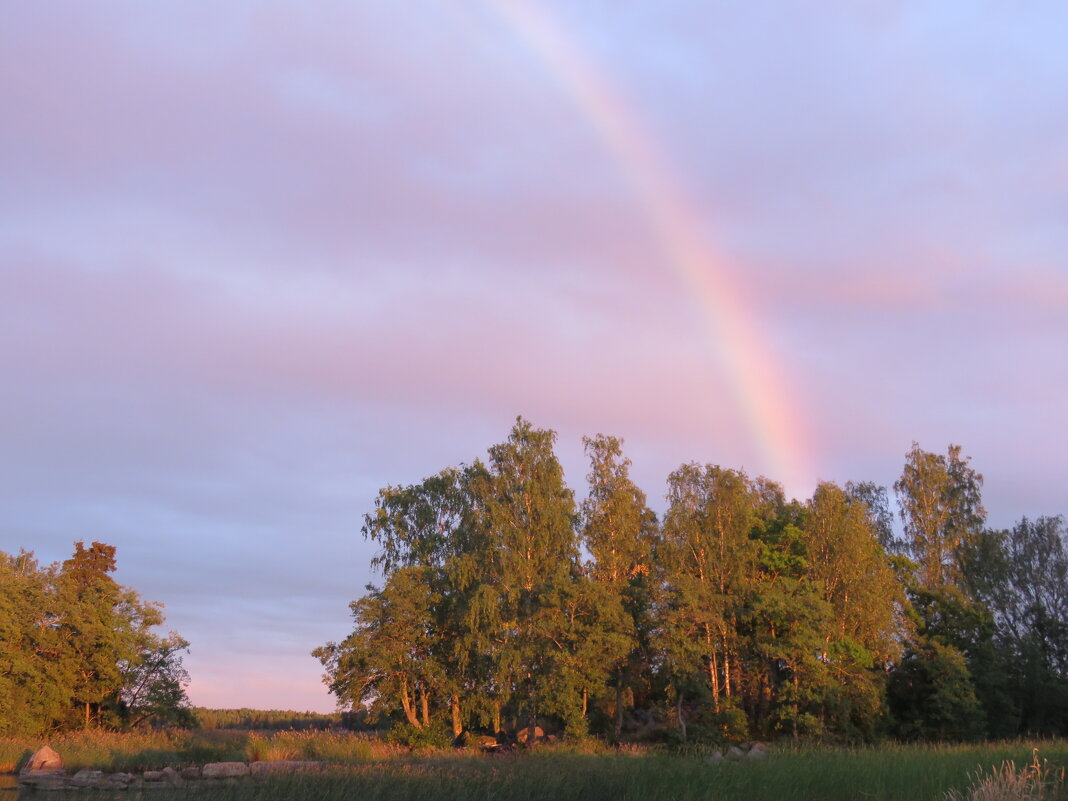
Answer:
[888,639,987,741]
[385,722,454,750]
[320,425,1068,746]
[895,443,985,591]
[0,542,192,736]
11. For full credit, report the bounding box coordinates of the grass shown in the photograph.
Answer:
[0,728,403,774]
[947,749,1066,801]
[0,728,248,773]
[2,731,1067,801]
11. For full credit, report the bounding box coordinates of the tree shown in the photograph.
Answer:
[580,434,658,738]
[845,481,897,551]
[800,483,904,739]
[315,567,443,730]
[887,638,986,741]
[320,418,607,739]
[0,542,191,734]
[961,516,1068,734]
[0,551,72,735]
[658,464,759,739]
[894,444,985,591]
[472,418,585,733]
[118,632,195,728]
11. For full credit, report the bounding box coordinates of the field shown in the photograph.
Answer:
[2,732,1067,801]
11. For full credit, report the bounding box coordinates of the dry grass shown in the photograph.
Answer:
[947,749,1066,801]
[245,730,403,763]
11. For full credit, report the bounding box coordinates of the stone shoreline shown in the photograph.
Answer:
[18,760,325,792]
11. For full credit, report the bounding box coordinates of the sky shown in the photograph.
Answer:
[2,1,1067,713]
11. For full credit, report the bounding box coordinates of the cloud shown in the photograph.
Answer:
[2,0,1067,710]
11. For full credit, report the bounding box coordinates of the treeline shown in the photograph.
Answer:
[194,708,341,731]
[316,418,1068,744]
[0,542,193,735]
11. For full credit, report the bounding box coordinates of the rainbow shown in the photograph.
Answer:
[483,0,813,495]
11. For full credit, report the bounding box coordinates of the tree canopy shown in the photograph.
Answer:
[320,424,1068,744]
[0,542,192,735]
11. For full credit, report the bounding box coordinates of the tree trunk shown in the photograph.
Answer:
[582,687,588,719]
[676,692,687,742]
[400,679,421,728]
[492,700,501,735]
[709,651,721,714]
[614,681,624,740]
[724,650,732,698]
[419,684,430,727]
[792,674,799,740]
[451,695,462,738]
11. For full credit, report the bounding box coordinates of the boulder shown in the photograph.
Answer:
[21,745,63,774]
[727,746,745,760]
[143,770,164,781]
[515,726,545,744]
[17,773,69,790]
[747,742,767,759]
[706,750,724,764]
[103,773,133,790]
[180,767,202,780]
[202,762,250,778]
[69,769,104,788]
[161,766,183,786]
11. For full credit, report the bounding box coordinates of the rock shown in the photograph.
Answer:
[515,726,545,744]
[747,743,767,759]
[21,745,63,774]
[102,773,131,790]
[69,769,104,788]
[181,767,202,780]
[143,770,164,781]
[202,762,250,779]
[249,761,323,775]
[475,735,500,750]
[706,750,723,764]
[161,766,183,786]
[727,746,745,760]
[18,773,69,790]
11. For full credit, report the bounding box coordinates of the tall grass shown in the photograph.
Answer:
[245,730,400,763]
[947,749,1066,801]
[0,729,247,773]
[2,731,1067,801]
